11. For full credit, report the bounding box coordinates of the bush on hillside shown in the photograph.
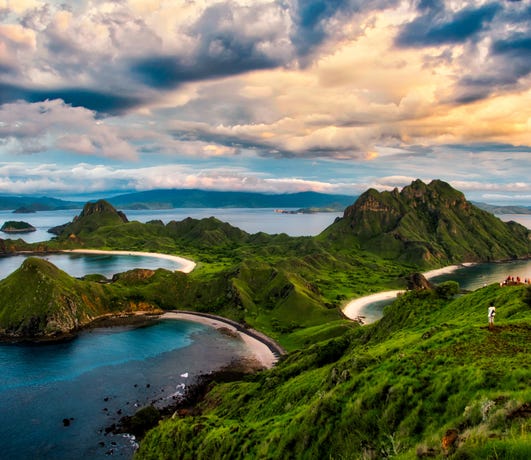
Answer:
[435,281,460,299]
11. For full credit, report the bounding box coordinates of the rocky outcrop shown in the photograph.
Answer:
[405,273,434,290]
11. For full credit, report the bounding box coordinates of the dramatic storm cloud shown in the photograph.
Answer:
[0,0,529,203]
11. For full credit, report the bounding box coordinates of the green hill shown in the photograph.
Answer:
[322,179,530,265]
[137,283,531,459]
[0,182,529,457]
[1,220,36,233]
[49,199,129,238]
[0,258,160,340]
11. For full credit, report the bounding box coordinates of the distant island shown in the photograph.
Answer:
[473,201,531,214]
[13,206,36,214]
[0,221,36,233]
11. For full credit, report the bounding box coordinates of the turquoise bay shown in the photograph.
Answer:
[0,319,251,459]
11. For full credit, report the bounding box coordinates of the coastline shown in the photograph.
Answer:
[161,311,282,369]
[342,263,477,325]
[60,249,196,273]
[342,290,404,324]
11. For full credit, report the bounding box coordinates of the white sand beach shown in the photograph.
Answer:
[342,290,404,323]
[342,263,477,324]
[161,312,278,369]
[423,263,475,279]
[61,249,196,273]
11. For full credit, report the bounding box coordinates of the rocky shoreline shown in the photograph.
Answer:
[108,359,263,441]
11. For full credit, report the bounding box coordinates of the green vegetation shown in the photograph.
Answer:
[0,220,36,233]
[323,179,530,266]
[0,258,161,338]
[0,179,529,457]
[137,284,531,459]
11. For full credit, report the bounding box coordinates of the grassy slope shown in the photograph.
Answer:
[137,284,531,459]
[0,258,160,337]
[18,215,414,347]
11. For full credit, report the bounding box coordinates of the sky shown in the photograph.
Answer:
[0,0,529,204]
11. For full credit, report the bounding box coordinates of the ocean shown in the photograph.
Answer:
[0,207,344,243]
[0,319,251,459]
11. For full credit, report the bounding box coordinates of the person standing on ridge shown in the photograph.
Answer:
[488,303,496,330]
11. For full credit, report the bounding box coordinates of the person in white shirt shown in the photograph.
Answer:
[488,303,496,330]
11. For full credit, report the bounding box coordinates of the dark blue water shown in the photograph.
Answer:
[0,319,251,459]
[0,253,186,281]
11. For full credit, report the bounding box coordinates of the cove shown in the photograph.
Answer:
[0,319,253,459]
[344,259,531,324]
[0,251,190,280]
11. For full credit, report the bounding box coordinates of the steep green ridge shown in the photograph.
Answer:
[0,180,529,457]
[0,258,160,339]
[322,179,530,265]
[1,180,528,344]
[137,284,531,459]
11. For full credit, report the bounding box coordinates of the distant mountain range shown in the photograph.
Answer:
[0,190,356,211]
[472,201,531,215]
[0,196,80,212]
[105,189,356,210]
[0,190,529,213]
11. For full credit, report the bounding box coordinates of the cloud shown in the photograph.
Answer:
[0,1,529,205]
[130,1,293,89]
[395,1,500,48]
[0,162,351,195]
[0,99,138,159]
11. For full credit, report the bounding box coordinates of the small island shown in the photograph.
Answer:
[13,206,37,214]
[1,220,37,234]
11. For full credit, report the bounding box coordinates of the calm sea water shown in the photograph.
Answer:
[0,253,186,281]
[0,319,251,459]
[429,259,531,291]
[0,208,528,243]
[0,207,343,243]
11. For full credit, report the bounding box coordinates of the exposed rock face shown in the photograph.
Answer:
[405,273,434,290]
[327,179,530,266]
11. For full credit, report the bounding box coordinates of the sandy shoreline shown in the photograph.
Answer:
[161,311,279,369]
[423,263,475,279]
[342,290,404,324]
[342,263,476,324]
[61,249,196,273]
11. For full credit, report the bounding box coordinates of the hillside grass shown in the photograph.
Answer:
[137,284,531,459]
